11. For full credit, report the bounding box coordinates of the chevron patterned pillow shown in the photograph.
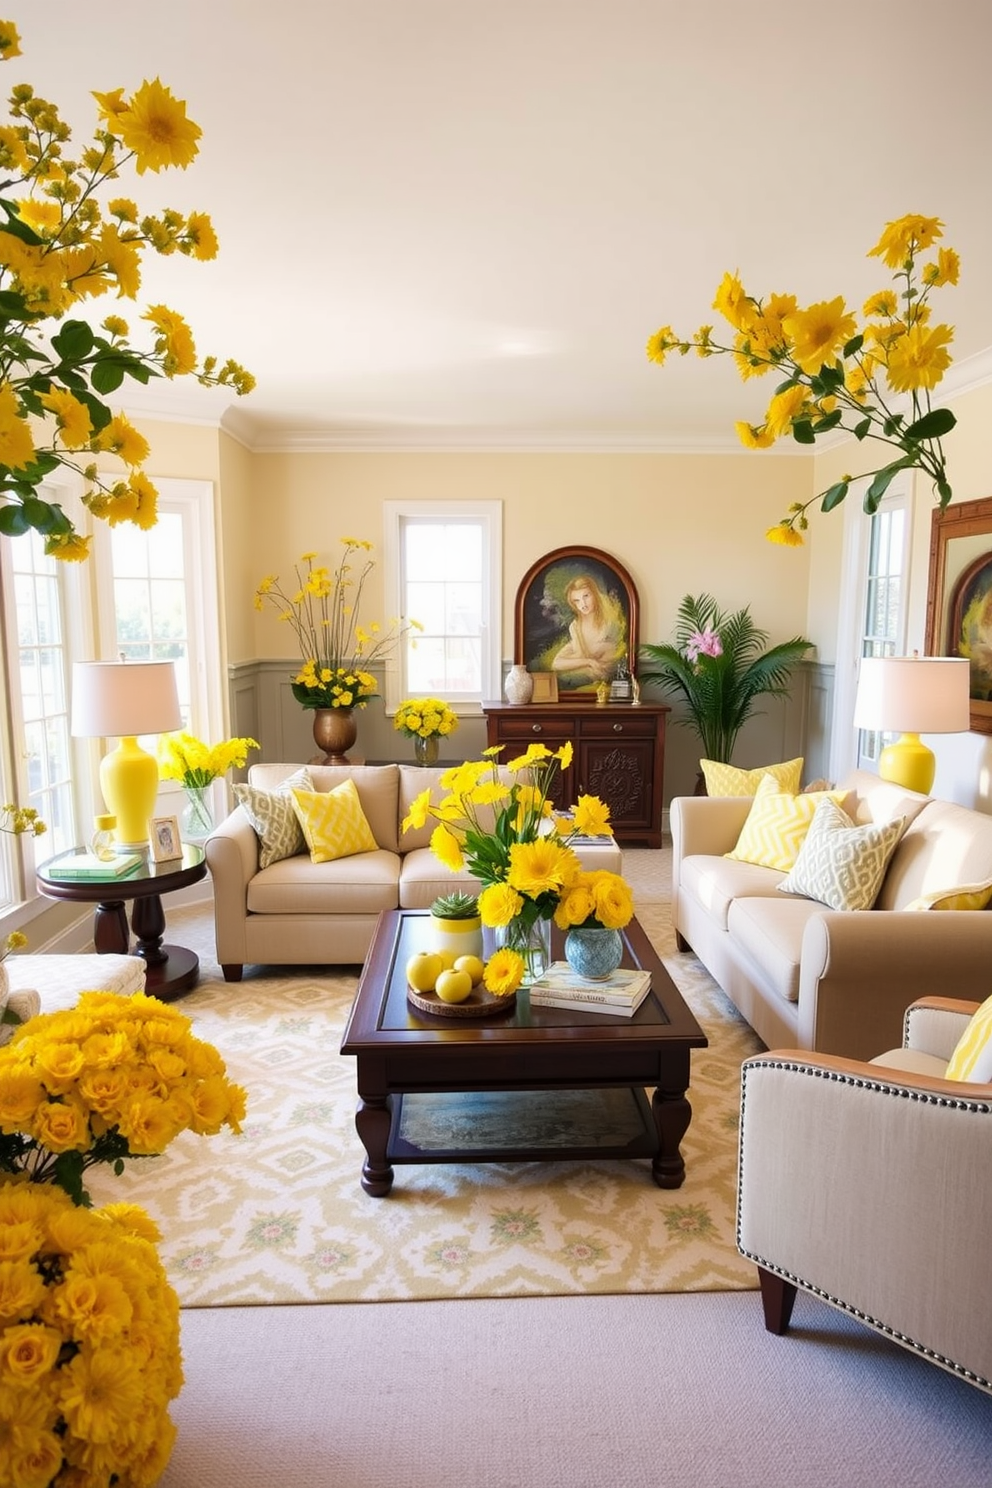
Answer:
[777,796,906,911]
[290,779,379,863]
[700,756,803,798]
[725,774,849,872]
[946,995,992,1083]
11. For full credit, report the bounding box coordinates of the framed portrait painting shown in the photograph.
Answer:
[148,815,182,863]
[514,546,639,696]
[925,494,992,734]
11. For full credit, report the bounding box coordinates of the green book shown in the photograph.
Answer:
[47,851,143,879]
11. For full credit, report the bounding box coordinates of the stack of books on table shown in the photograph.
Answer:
[46,851,143,880]
[527,962,651,1017]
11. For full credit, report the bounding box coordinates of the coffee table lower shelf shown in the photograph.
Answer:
[384,1085,659,1169]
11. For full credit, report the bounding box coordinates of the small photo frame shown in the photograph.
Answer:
[149,815,182,862]
[530,671,559,703]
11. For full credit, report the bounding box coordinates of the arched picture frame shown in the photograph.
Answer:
[514,546,639,696]
[925,494,992,735]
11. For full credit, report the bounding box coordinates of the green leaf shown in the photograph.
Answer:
[883,415,905,437]
[0,502,29,535]
[53,1150,91,1207]
[51,319,95,361]
[21,497,59,533]
[811,409,842,433]
[0,206,43,246]
[90,359,125,395]
[821,480,849,512]
[863,462,908,513]
[854,417,871,441]
[904,407,956,442]
[936,479,954,508]
[842,334,864,358]
[773,377,799,395]
[791,420,816,445]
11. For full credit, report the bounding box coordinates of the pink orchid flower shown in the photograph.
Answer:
[685,627,723,663]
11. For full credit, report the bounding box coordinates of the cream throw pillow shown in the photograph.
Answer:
[290,779,378,863]
[777,797,906,912]
[234,766,312,869]
[700,756,803,798]
[946,995,992,1083]
[726,774,849,873]
[902,877,992,913]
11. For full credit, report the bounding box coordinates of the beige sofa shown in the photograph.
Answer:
[206,762,622,980]
[671,769,992,1060]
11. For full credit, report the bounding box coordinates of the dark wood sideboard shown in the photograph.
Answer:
[482,701,669,848]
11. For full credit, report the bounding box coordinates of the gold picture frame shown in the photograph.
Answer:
[925,495,992,735]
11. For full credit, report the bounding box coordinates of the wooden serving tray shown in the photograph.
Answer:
[406,983,517,1019]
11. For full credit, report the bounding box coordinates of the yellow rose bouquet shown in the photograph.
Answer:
[402,743,624,992]
[646,213,959,544]
[393,697,458,741]
[553,869,634,932]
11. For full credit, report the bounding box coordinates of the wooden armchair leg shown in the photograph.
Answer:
[758,1266,798,1335]
[221,963,244,982]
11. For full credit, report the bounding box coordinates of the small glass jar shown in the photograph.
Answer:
[90,813,117,861]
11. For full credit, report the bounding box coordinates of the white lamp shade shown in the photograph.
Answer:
[853,656,971,734]
[70,661,182,738]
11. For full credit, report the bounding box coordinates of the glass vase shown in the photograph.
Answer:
[413,734,440,767]
[564,926,624,980]
[494,912,552,986]
[181,786,214,844]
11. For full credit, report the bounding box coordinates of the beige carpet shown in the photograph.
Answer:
[87,850,764,1306]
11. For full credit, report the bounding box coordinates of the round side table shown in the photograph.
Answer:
[36,844,208,1001]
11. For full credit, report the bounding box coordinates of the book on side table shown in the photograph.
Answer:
[46,851,143,880]
[527,962,651,1017]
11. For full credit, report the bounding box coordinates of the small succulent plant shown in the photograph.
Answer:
[430,891,479,919]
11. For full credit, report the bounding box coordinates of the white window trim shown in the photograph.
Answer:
[382,499,502,713]
[829,476,913,782]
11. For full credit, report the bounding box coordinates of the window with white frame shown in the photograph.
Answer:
[857,494,910,769]
[382,501,502,709]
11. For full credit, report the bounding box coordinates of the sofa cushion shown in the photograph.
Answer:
[726,775,849,872]
[679,855,787,931]
[701,756,803,798]
[841,769,929,830]
[874,797,992,912]
[290,779,379,863]
[234,766,313,868]
[398,846,485,910]
[727,896,828,1003]
[247,849,400,915]
[777,798,907,912]
[945,994,992,1083]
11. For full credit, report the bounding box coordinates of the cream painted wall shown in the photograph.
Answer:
[245,449,815,663]
[216,430,255,664]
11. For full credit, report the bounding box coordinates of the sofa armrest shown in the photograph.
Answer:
[738,1051,992,1388]
[903,996,980,1061]
[204,807,259,967]
[795,910,992,1062]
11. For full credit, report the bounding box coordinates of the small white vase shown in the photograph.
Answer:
[505,664,534,705]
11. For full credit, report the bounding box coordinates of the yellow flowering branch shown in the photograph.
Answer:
[0,20,253,560]
[646,214,958,546]
[158,731,259,789]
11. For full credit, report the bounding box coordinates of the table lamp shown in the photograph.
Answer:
[853,654,970,794]
[71,660,182,851]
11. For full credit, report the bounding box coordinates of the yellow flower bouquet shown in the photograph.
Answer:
[646,212,958,544]
[0,19,252,561]
[402,743,625,992]
[254,540,419,711]
[0,990,246,1484]
[158,730,259,789]
[393,697,458,741]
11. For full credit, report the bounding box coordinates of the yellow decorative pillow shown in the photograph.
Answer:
[902,878,992,913]
[701,756,803,798]
[290,779,378,864]
[726,774,850,873]
[945,995,992,1083]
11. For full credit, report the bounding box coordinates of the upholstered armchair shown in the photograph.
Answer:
[737,996,992,1394]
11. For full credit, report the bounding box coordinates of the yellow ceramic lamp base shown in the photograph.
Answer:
[878,733,935,795]
[100,736,160,850]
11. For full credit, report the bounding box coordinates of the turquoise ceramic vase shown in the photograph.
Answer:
[564,926,624,981]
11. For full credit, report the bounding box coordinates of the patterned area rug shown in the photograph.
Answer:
[87,851,763,1305]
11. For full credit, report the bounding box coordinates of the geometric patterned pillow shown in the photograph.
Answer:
[901,877,992,913]
[725,774,850,872]
[945,994,992,1083]
[289,779,379,864]
[700,756,803,798]
[233,766,313,869]
[777,797,906,912]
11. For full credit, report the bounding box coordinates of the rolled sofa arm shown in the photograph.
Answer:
[903,997,980,1060]
[795,909,992,1062]
[204,807,258,971]
[738,1051,992,1391]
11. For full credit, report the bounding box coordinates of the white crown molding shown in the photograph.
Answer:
[119,346,992,457]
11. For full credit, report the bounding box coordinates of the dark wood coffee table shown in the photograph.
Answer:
[340,909,707,1195]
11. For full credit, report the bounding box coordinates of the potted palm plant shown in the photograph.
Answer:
[639,594,812,766]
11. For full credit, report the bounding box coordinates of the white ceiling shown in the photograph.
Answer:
[25,1,992,451]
